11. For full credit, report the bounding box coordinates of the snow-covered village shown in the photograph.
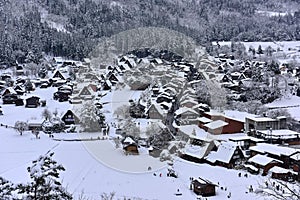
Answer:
[1,1,300,200]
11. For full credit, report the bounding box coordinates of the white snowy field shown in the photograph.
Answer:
[100,87,142,123]
[213,41,300,64]
[0,87,72,126]
[0,125,272,200]
[266,95,300,121]
[0,85,283,199]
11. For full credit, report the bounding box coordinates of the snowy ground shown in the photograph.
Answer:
[0,80,290,199]
[265,95,300,121]
[0,126,271,200]
[100,87,142,127]
[0,87,71,126]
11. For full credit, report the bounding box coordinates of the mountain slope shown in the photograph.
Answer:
[0,0,299,64]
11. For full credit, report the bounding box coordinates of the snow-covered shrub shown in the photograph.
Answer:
[0,177,14,200]
[160,149,172,162]
[114,105,130,119]
[122,119,140,138]
[79,101,102,132]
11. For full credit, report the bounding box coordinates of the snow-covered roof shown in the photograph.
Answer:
[53,57,63,63]
[205,141,238,164]
[180,98,198,105]
[183,142,211,159]
[146,103,167,116]
[181,87,196,95]
[290,152,300,161]
[162,87,177,95]
[244,164,259,172]
[224,110,258,123]
[28,119,44,124]
[163,82,179,89]
[198,117,213,124]
[178,125,211,140]
[246,116,277,122]
[175,107,198,116]
[249,143,298,157]
[123,137,136,145]
[248,154,282,166]
[204,120,228,130]
[204,110,224,117]
[119,62,131,71]
[269,166,297,174]
[2,87,17,95]
[229,136,264,142]
[257,129,300,139]
[194,177,217,186]
[231,72,241,77]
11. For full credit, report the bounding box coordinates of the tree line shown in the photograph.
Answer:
[0,0,300,65]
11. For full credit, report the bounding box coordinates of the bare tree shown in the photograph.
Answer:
[122,119,140,138]
[207,80,227,112]
[194,80,211,105]
[114,105,130,119]
[113,137,121,148]
[25,62,39,78]
[14,121,28,135]
[258,179,300,200]
[145,123,162,137]
[100,192,115,200]
[79,101,101,132]
[53,108,58,117]
[42,108,52,120]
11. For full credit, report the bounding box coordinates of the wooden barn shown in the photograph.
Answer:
[191,178,217,197]
[25,96,40,108]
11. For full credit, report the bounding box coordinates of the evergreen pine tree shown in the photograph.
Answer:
[17,152,72,200]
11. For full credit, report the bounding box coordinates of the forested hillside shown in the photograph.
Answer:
[0,0,299,65]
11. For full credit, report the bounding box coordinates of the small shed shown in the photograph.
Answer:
[25,96,40,108]
[122,136,139,155]
[28,119,44,131]
[192,177,217,197]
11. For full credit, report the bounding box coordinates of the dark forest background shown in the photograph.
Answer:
[0,0,299,65]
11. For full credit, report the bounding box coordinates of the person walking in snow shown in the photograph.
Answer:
[249,185,253,193]
[227,192,231,198]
